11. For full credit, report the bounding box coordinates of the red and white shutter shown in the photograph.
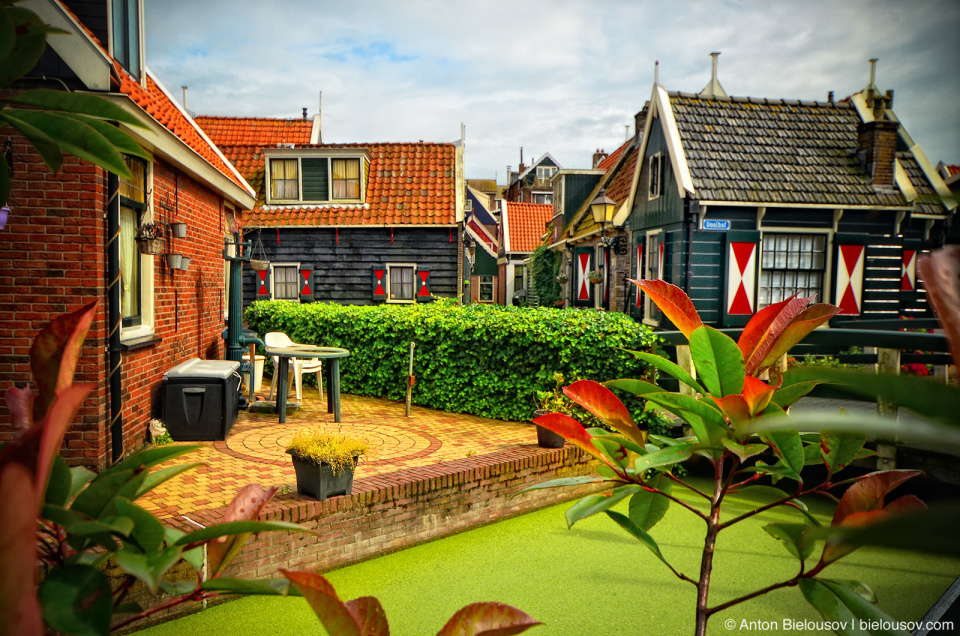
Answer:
[372,266,387,300]
[726,241,757,315]
[901,249,917,292]
[416,267,431,302]
[835,244,865,315]
[575,250,593,304]
[299,268,314,302]
[256,269,270,297]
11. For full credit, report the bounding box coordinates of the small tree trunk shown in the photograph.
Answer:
[695,459,724,636]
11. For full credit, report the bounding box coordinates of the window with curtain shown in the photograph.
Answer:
[759,233,826,307]
[119,156,147,327]
[272,265,299,300]
[332,158,360,200]
[479,275,494,302]
[270,159,299,200]
[387,264,415,302]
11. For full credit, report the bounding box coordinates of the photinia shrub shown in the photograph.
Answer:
[530,279,960,636]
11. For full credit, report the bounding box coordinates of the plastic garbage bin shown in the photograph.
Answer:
[162,358,241,441]
[242,354,265,393]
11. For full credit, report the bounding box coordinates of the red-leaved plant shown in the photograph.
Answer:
[531,279,960,636]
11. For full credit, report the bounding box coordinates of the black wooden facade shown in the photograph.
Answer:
[243,226,460,308]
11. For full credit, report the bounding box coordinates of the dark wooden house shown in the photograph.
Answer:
[464,184,500,303]
[504,152,561,204]
[619,61,955,329]
[196,117,466,308]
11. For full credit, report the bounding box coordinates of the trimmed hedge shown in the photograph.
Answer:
[245,299,661,425]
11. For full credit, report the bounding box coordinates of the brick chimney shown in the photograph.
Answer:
[592,148,608,168]
[857,116,899,188]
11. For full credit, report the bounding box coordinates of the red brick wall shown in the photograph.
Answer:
[0,130,230,469]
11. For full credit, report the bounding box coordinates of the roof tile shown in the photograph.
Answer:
[505,202,553,253]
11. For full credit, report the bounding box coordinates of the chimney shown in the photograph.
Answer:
[518,148,525,174]
[181,85,188,110]
[827,91,834,103]
[593,148,608,168]
[857,118,900,188]
[302,107,308,120]
[699,52,727,98]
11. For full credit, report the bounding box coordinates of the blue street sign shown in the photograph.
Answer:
[702,219,730,231]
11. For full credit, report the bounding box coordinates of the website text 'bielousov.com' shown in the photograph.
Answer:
[724,618,953,632]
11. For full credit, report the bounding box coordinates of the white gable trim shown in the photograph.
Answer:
[655,87,695,198]
[24,0,111,90]
[501,200,512,253]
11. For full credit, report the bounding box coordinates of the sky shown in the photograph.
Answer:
[143,0,960,182]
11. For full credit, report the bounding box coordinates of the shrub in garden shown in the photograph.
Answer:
[529,242,562,307]
[531,279,960,636]
[245,299,665,430]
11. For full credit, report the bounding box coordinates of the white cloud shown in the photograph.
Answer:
[144,0,960,180]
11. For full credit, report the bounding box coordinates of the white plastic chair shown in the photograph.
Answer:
[265,331,323,402]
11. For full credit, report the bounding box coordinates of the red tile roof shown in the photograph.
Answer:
[117,68,249,191]
[946,164,960,177]
[504,202,553,253]
[194,118,459,227]
[596,139,630,172]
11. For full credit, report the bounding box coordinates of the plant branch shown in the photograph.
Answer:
[110,586,206,632]
[663,472,711,500]
[718,483,827,530]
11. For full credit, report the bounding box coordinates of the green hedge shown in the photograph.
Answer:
[245,299,662,426]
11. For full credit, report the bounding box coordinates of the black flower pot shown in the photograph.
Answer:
[288,450,357,500]
[532,410,565,449]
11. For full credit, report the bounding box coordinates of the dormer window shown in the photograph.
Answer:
[111,0,142,79]
[536,166,557,182]
[270,159,299,200]
[265,152,367,204]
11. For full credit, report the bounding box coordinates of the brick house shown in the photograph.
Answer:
[0,0,256,468]
[195,116,465,308]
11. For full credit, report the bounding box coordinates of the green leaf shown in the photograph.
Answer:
[802,442,822,466]
[689,326,745,397]
[821,431,866,475]
[45,454,72,506]
[628,475,672,532]
[102,444,201,475]
[0,6,15,62]
[159,580,198,596]
[819,578,911,635]
[173,520,309,547]
[115,500,166,552]
[2,109,131,177]
[200,578,299,596]
[592,434,649,457]
[798,579,859,634]
[764,523,814,561]
[134,463,204,499]
[0,109,63,173]
[115,547,183,594]
[38,565,112,636]
[604,377,667,397]
[641,392,725,428]
[771,380,819,409]
[0,8,55,87]
[68,465,97,501]
[749,461,802,485]
[721,438,767,463]
[758,429,804,475]
[812,502,960,558]
[632,443,692,474]
[7,89,148,128]
[520,476,605,493]
[604,511,669,565]
[115,602,144,615]
[59,112,148,160]
[565,486,641,529]
[622,351,707,395]
[71,468,147,519]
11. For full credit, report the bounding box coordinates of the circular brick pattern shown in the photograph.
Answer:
[222,421,443,468]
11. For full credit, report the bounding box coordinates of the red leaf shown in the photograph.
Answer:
[711,395,750,434]
[29,300,97,422]
[281,570,362,636]
[0,462,44,636]
[884,494,926,515]
[532,413,617,470]
[436,602,543,636]
[344,597,390,636]
[741,376,776,416]
[756,304,840,373]
[633,280,702,339]
[563,380,645,445]
[839,509,891,528]
[739,294,812,376]
[209,485,279,576]
[4,386,34,430]
[832,471,921,526]
[918,248,960,367]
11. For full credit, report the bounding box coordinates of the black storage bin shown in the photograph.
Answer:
[162,358,241,441]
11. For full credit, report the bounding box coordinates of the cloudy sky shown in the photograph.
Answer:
[144,0,959,182]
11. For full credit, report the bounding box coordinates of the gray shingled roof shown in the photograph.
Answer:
[897,152,945,215]
[669,92,920,208]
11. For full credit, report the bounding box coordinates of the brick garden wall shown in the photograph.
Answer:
[0,125,231,469]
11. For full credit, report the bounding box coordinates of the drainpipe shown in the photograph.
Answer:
[107,173,123,462]
[224,234,249,363]
[685,197,700,294]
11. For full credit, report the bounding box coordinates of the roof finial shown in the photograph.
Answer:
[654,60,659,85]
[699,52,727,98]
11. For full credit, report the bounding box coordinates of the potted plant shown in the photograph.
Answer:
[532,372,567,448]
[555,273,569,284]
[286,428,370,500]
[587,270,604,285]
[136,222,164,255]
[170,221,187,238]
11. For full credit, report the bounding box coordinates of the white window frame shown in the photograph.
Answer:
[536,165,556,182]
[267,158,300,203]
[478,275,494,303]
[270,262,301,301]
[757,228,833,309]
[642,229,662,327]
[331,157,362,202]
[265,154,368,204]
[386,262,417,304]
[119,156,155,343]
[648,153,662,200]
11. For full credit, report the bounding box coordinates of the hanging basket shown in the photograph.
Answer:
[587,271,604,284]
[250,259,270,272]
[170,222,187,238]
[137,237,164,255]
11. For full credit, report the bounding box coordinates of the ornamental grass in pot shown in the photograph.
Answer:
[286,428,370,500]
[532,372,568,448]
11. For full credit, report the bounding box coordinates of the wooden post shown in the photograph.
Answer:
[248,343,257,403]
[877,347,900,418]
[405,341,416,417]
[676,345,697,398]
